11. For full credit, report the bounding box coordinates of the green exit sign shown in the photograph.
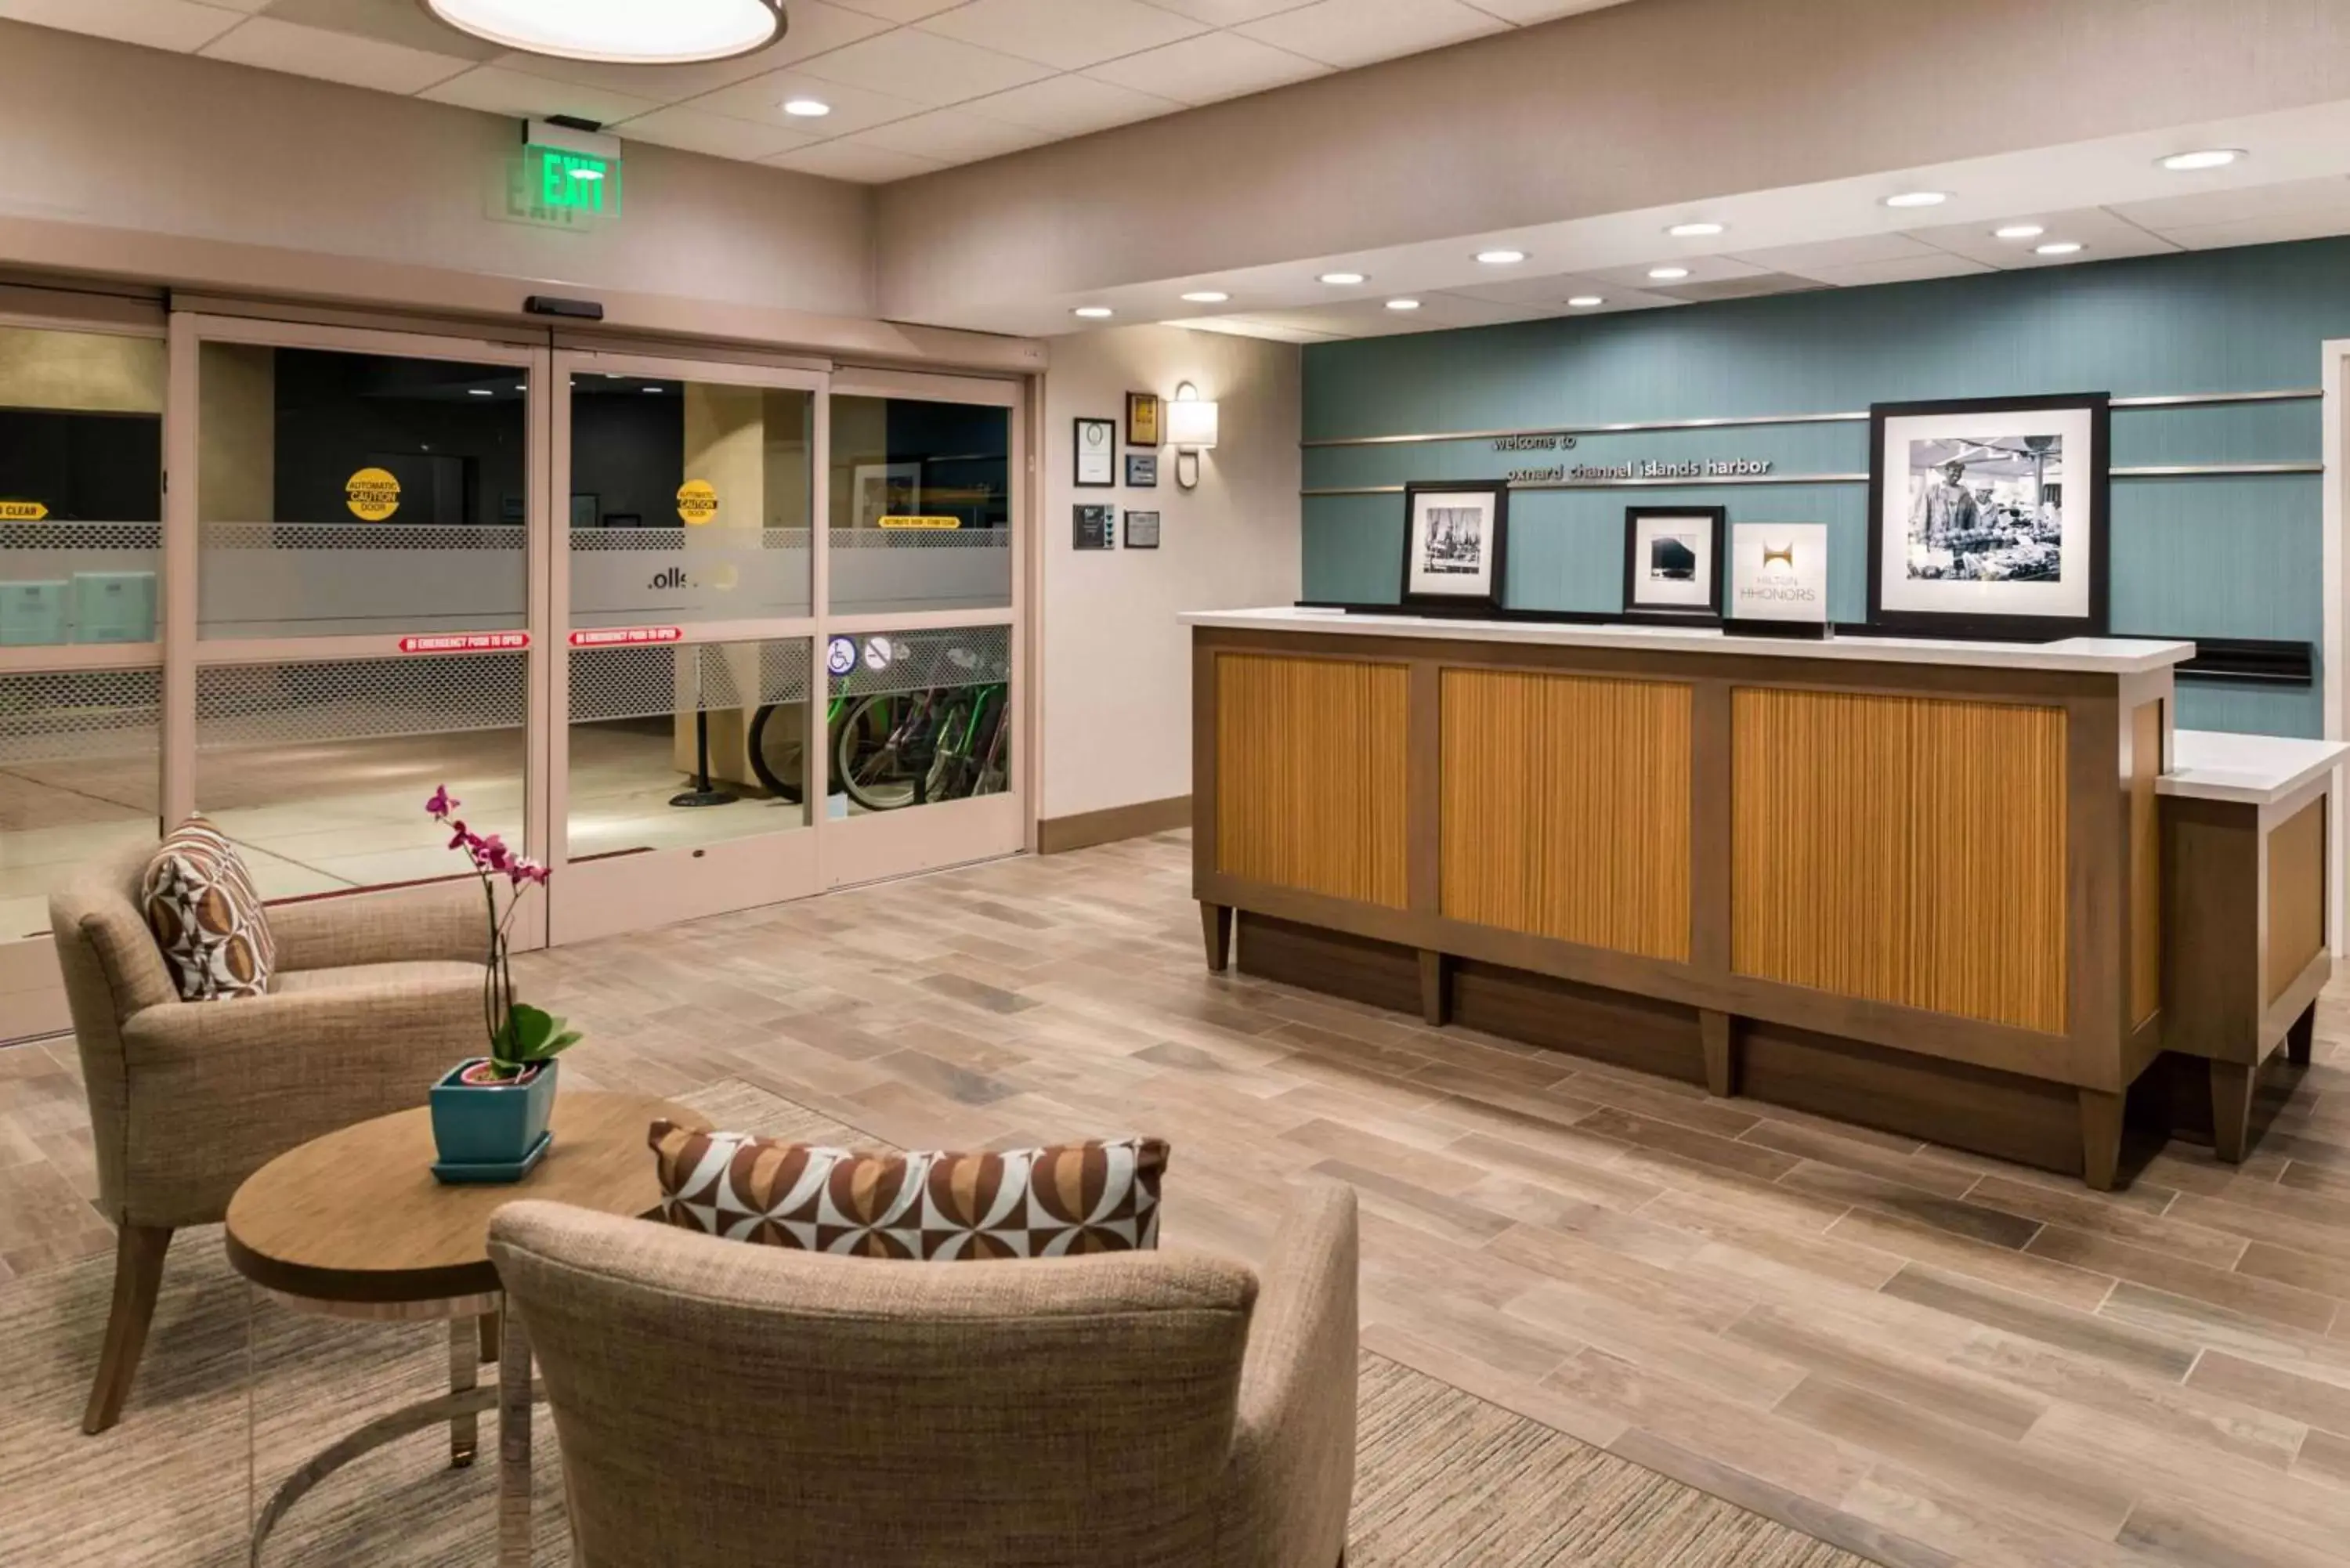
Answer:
[502,141,623,230]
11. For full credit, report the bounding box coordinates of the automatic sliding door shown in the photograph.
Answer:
[819,371,1023,888]
[549,353,823,942]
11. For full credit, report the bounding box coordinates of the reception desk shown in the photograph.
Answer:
[1187,607,2197,1188]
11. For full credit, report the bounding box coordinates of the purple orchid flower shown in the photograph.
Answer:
[425,785,460,821]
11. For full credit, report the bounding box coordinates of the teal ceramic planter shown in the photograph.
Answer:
[429,1058,558,1177]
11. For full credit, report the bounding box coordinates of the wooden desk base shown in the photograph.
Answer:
[1227,911,2238,1188]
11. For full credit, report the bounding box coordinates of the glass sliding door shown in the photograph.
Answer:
[547,350,823,944]
[176,314,548,930]
[818,370,1024,890]
[0,302,168,1040]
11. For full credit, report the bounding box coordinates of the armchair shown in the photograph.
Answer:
[50,843,490,1433]
[488,1179,1359,1566]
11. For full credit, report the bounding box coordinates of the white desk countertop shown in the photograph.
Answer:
[2160,730,2348,806]
[1182,606,2195,677]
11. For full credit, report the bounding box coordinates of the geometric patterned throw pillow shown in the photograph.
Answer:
[647,1122,1167,1259]
[139,815,278,1001]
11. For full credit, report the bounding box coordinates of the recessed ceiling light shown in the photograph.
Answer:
[1318,271,1367,285]
[1883,190,1949,208]
[1567,295,1604,308]
[2034,241,2084,256]
[512,384,526,391]
[1180,291,1230,304]
[1994,223,2045,240]
[468,388,494,396]
[782,98,832,118]
[2160,148,2243,172]
[1475,249,1527,265]
[423,0,784,64]
[1647,266,1690,280]
[1072,306,1114,318]
[642,385,663,392]
[1667,222,1725,237]
[1386,298,1422,311]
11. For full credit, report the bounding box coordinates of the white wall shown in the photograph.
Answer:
[1040,326,1300,822]
[0,20,873,320]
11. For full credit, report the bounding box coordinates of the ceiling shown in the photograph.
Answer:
[0,0,1636,183]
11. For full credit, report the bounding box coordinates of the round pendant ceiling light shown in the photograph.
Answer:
[421,0,786,65]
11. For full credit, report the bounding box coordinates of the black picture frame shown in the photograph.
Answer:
[1072,504,1114,550]
[1399,480,1509,612]
[1865,392,2110,641]
[1126,451,1158,487]
[1620,504,1727,623]
[1125,510,1160,549]
[1073,417,1116,488]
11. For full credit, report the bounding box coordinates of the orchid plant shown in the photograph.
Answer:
[427,786,579,1084]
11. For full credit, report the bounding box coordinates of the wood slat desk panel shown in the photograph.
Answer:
[1191,613,2190,1188]
[1440,669,1690,962]
[1728,688,2068,1035]
[1213,651,1409,909]
[2267,799,2326,1006]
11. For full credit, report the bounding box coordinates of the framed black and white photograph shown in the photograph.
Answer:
[1124,510,1160,549]
[1621,505,1726,621]
[1073,417,1116,487]
[1126,451,1158,487]
[1400,480,1508,610]
[1867,392,2109,638]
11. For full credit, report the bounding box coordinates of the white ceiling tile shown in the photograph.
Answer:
[1445,269,1612,305]
[1083,29,1325,105]
[478,2,888,102]
[1586,253,1770,290]
[1909,207,2182,269]
[1727,233,1940,275]
[855,107,1055,162]
[2109,175,2350,233]
[828,0,967,19]
[793,27,1055,106]
[962,74,1181,134]
[919,0,1206,70]
[1137,0,1322,22]
[1235,0,1506,70]
[1162,314,1349,343]
[764,140,950,183]
[609,106,824,162]
[419,63,660,123]
[198,14,472,92]
[1464,0,1636,22]
[683,68,929,135]
[262,0,502,58]
[1803,254,1995,287]
[2160,211,2350,251]
[0,0,244,51]
[206,0,271,9]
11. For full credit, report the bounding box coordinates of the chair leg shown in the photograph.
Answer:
[82,1223,173,1435]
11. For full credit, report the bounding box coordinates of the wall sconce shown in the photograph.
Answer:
[1168,380,1219,490]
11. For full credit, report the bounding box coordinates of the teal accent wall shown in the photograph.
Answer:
[1301,238,2349,737]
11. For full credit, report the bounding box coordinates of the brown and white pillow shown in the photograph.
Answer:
[649,1122,1166,1260]
[140,816,277,1001]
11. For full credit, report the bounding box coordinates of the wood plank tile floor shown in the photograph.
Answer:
[10,828,2350,1566]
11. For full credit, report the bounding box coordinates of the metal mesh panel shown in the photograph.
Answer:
[829,529,1010,551]
[570,529,811,552]
[201,524,526,551]
[569,639,813,724]
[2,523,162,551]
[0,667,161,764]
[829,624,1010,699]
[196,654,526,748]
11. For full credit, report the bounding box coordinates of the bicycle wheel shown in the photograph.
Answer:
[746,701,805,804]
[835,694,922,811]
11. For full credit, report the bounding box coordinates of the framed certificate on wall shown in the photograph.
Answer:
[1073,417,1115,487]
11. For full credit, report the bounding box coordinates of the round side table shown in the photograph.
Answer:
[224,1090,707,1566]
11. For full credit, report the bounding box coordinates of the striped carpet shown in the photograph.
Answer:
[0,1080,1863,1566]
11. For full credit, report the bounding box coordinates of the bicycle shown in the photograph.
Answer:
[747,644,1009,813]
